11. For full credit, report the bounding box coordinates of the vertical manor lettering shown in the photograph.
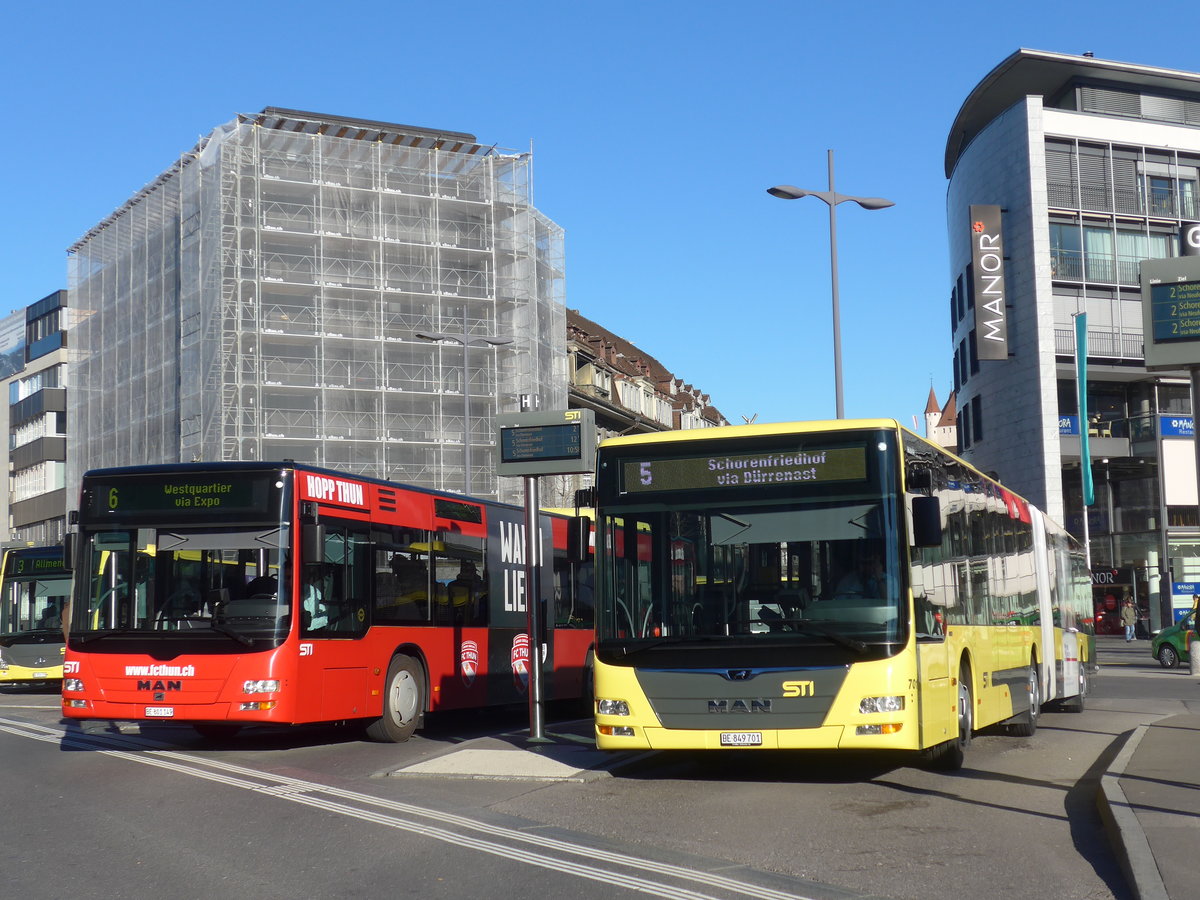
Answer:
[969,204,1009,360]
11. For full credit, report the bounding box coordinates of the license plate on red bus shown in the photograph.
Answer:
[144,707,174,718]
[719,731,762,747]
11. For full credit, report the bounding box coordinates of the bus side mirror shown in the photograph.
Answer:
[62,533,75,573]
[567,515,591,563]
[912,496,943,548]
[302,522,326,564]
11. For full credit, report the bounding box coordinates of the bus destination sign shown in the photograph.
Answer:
[621,447,867,494]
[85,475,272,519]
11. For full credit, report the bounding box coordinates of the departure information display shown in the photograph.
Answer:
[620,447,867,494]
[1150,279,1200,343]
[500,422,582,464]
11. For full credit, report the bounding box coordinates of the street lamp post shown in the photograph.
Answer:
[415,329,513,495]
[768,149,894,419]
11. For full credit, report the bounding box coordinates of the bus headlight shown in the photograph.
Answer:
[859,695,905,714]
[64,678,84,692]
[596,698,630,716]
[243,680,280,694]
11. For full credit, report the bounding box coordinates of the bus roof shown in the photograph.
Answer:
[597,418,907,450]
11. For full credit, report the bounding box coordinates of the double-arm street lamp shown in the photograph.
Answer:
[768,149,894,419]
[415,329,513,495]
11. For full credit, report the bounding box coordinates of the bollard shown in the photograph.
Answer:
[1191,632,1200,677]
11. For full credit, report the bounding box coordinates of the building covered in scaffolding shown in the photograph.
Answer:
[67,108,566,503]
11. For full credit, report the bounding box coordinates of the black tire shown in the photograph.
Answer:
[1005,662,1040,737]
[580,649,595,716]
[1157,644,1180,669]
[192,723,241,740]
[926,665,973,771]
[365,654,424,742]
[1059,661,1087,713]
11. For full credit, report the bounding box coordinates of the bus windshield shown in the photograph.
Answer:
[72,527,288,644]
[598,493,904,653]
[1,556,71,637]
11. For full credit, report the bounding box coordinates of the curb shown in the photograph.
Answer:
[1095,724,1169,900]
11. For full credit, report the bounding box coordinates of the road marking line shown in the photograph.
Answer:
[0,716,819,900]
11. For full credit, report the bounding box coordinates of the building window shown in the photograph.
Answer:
[1050,222,1083,280]
[1159,383,1191,415]
[971,395,983,443]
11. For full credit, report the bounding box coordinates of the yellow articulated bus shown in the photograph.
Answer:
[591,419,1092,769]
[0,545,71,685]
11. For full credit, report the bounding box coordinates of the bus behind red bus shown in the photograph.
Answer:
[62,462,593,741]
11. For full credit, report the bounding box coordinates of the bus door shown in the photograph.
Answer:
[1027,511,1056,700]
[909,518,956,748]
[295,520,372,722]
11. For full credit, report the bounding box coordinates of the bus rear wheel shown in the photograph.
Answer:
[366,654,424,743]
[1058,661,1087,713]
[1005,662,1040,737]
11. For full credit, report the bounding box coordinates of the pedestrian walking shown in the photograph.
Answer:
[1121,598,1137,642]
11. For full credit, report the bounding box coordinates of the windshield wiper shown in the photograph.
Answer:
[209,620,255,647]
[76,629,142,644]
[789,620,869,654]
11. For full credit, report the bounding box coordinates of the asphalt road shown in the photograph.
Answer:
[0,635,1192,900]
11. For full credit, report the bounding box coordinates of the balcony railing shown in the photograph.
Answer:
[1054,327,1144,360]
[1049,250,1149,286]
[1047,179,1199,220]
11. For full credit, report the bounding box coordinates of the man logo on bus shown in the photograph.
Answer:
[511,633,530,693]
[137,680,182,692]
[460,639,479,688]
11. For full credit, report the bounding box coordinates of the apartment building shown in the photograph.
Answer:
[0,290,69,544]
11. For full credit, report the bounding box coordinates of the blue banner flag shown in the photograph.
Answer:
[1075,314,1094,506]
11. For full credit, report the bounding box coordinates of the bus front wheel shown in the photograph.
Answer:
[926,666,972,771]
[366,654,424,742]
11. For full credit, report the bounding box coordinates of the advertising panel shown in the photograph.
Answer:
[969,204,1008,361]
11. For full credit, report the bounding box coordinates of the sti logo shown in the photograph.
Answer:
[972,220,986,233]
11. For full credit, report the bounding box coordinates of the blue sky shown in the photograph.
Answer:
[4,1,1196,429]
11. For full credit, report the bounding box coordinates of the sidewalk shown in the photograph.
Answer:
[1096,637,1200,900]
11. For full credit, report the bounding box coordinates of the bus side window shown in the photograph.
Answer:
[433,535,485,627]
[303,524,370,636]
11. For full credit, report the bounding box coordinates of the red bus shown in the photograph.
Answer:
[61,462,593,741]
